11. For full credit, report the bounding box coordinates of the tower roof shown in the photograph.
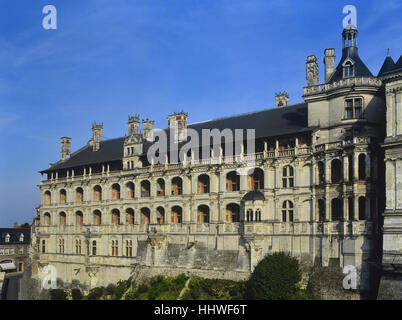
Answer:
[328,26,373,83]
[378,54,402,77]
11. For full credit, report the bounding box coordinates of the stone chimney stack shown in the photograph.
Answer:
[168,111,188,143]
[142,119,155,142]
[275,92,289,107]
[92,122,103,152]
[61,137,71,161]
[324,48,336,83]
[128,115,140,136]
[306,55,319,86]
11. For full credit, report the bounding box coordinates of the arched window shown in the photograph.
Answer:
[255,209,262,222]
[359,196,366,220]
[92,240,97,256]
[126,208,134,225]
[226,203,240,223]
[331,159,342,183]
[93,185,102,201]
[318,199,325,222]
[157,179,165,196]
[318,162,325,184]
[141,180,151,198]
[112,209,120,225]
[44,213,51,226]
[282,201,294,222]
[126,182,134,199]
[59,189,67,204]
[343,61,355,78]
[227,171,240,192]
[348,197,354,220]
[76,211,83,226]
[76,187,84,203]
[156,207,165,225]
[331,198,342,221]
[198,175,210,194]
[348,154,354,181]
[171,206,182,224]
[59,212,66,226]
[249,168,264,190]
[171,177,183,196]
[141,208,150,225]
[197,205,210,224]
[246,209,254,222]
[282,166,294,188]
[93,210,102,225]
[44,191,51,205]
[358,154,366,180]
[112,184,121,200]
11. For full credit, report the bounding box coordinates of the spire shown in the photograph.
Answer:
[378,51,396,77]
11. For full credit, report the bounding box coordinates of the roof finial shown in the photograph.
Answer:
[387,48,390,57]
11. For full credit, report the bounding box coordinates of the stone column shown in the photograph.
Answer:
[354,153,359,181]
[219,171,226,193]
[343,197,349,221]
[343,155,349,183]
[240,173,248,191]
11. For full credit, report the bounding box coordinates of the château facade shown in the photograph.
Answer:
[31,25,402,298]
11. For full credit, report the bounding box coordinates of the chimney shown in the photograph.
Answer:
[306,55,319,86]
[128,115,140,136]
[92,122,103,152]
[324,48,336,83]
[61,137,71,161]
[275,92,289,107]
[168,111,188,143]
[142,119,155,142]
[13,222,19,228]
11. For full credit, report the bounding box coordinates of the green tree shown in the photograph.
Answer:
[245,252,301,300]
[71,288,82,300]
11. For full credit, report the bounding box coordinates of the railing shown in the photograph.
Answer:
[303,77,382,96]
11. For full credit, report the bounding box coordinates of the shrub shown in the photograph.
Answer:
[49,289,67,300]
[71,288,82,300]
[125,290,138,300]
[87,287,105,300]
[106,284,116,296]
[137,284,149,294]
[174,274,188,287]
[245,252,301,300]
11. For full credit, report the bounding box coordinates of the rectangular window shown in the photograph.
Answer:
[345,98,363,119]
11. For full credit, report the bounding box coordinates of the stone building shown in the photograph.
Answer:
[30,25,401,298]
[377,51,402,299]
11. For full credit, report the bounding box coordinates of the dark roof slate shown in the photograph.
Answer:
[41,103,311,173]
[378,54,402,77]
[242,190,265,201]
[0,228,30,245]
[328,47,373,83]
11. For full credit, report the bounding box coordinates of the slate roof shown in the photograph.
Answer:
[378,54,402,77]
[0,228,30,245]
[328,47,373,83]
[41,102,311,174]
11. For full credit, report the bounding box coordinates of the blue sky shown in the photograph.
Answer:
[0,0,401,226]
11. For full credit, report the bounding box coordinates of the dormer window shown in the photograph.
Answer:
[19,234,24,242]
[345,98,363,119]
[5,233,10,243]
[343,59,355,78]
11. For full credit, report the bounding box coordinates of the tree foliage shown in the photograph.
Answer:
[245,252,301,300]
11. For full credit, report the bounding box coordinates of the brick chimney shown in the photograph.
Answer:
[324,48,336,83]
[92,122,103,152]
[142,119,155,142]
[61,137,71,161]
[275,92,289,107]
